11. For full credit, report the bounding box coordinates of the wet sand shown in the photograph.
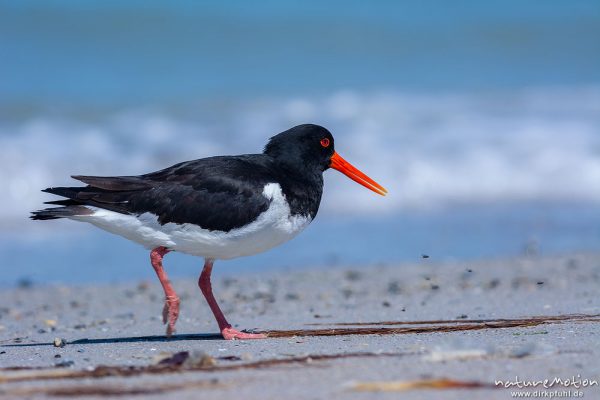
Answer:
[1,253,599,399]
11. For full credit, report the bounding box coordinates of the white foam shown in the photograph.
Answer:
[4,86,600,234]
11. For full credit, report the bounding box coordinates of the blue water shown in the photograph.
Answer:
[1,1,599,285]
[3,202,600,287]
[1,0,599,104]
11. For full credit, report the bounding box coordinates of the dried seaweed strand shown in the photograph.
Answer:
[0,351,409,384]
[265,318,549,338]
[1,379,224,397]
[307,313,600,327]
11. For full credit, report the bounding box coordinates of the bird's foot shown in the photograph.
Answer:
[162,295,180,336]
[221,327,267,340]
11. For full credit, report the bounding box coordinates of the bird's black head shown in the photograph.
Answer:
[264,124,335,174]
[264,124,387,195]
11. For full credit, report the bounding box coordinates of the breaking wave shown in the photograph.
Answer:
[2,86,600,234]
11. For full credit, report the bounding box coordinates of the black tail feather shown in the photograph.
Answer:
[33,174,150,221]
[30,206,92,220]
[43,199,80,206]
[72,175,150,191]
[42,186,90,200]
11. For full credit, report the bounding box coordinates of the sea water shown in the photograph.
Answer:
[1,1,599,285]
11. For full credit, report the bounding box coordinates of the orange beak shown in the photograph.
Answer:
[330,152,387,196]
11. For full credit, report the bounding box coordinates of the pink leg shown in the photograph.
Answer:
[199,259,266,340]
[150,247,180,336]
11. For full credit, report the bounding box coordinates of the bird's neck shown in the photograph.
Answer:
[272,161,324,220]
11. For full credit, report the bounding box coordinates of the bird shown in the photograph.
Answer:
[31,124,387,340]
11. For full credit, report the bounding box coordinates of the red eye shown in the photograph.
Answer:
[320,138,330,148]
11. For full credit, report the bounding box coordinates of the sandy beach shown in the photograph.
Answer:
[3,1,600,398]
[0,252,598,399]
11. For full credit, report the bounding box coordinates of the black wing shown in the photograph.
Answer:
[33,155,278,232]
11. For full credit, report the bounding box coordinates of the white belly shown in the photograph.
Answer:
[71,183,312,259]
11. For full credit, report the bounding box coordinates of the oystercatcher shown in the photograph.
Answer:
[31,124,387,339]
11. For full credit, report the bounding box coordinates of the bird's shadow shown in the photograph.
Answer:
[2,332,225,348]
[6,314,599,348]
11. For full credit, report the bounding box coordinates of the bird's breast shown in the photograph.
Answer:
[166,182,313,258]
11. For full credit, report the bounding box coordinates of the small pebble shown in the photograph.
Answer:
[387,281,402,295]
[156,351,217,368]
[487,279,500,289]
[55,360,74,368]
[17,278,33,289]
[183,350,217,368]
[53,337,66,348]
[345,270,362,281]
[44,319,57,328]
[285,293,300,301]
[510,343,535,358]
[115,312,135,319]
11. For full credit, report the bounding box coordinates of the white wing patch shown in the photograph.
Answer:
[71,183,312,259]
